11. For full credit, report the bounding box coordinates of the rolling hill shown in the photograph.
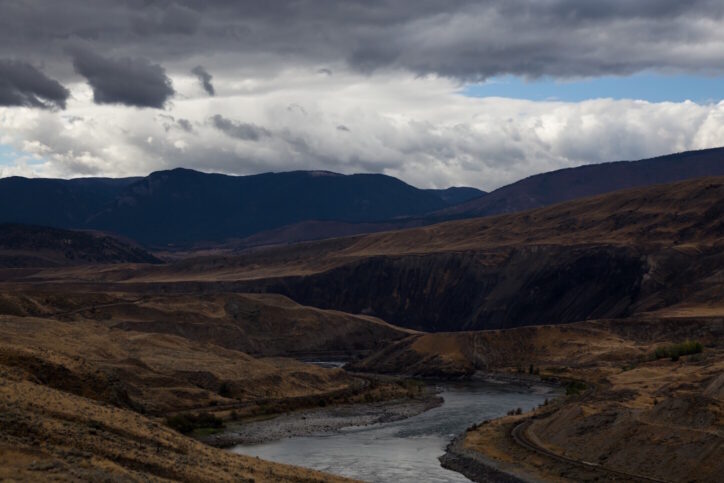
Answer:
[0,223,161,267]
[86,168,452,246]
[439,146,724,219]
[0,169,476,247]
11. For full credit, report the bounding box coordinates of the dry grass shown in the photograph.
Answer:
[0,315,359,414]
[0,370,353,482]
[443,318,724,483]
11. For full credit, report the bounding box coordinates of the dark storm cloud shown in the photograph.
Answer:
[3,1,724,81]
[211,114,270,141]
[191,65,214,95]
[132,3,201,36]
[0,60,69,109]
[71,49,174,108]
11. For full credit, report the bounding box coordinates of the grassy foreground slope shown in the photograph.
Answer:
[0,373,351,482]
[0,314,363,481]
[0,315,359,414]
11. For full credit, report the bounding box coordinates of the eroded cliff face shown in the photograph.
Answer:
[258,245,646,332]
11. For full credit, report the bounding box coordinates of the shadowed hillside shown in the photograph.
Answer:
[0,223,161,267]
[0,176,138,227]
[440,147,724,218]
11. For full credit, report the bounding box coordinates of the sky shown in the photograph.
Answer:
[1,1,724,191]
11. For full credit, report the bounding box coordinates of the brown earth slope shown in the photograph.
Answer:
[0,290,413,359]
[0,313,368,481]
[0,315,358,415]
[0,370,351,482]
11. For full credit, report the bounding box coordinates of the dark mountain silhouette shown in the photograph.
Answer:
[439,147,724,219]
[0,176,138,227]
[424,186,486,205]
[0,223,161,267]
[86,169,450,245]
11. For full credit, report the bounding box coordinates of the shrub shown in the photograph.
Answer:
[565,381,587,396]
[654,341,703,361]
[166,411,224,434]
[218,382,232,398]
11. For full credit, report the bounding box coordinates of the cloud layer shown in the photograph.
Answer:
[1,1,723,188]
[71,49,174,108]
[2,1,724,81]
[0,60,69,109]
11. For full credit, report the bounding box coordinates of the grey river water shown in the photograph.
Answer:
[231,381,553,482]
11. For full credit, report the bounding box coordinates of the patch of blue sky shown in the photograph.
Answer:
[0,143,44,166]
[462,73,724,104]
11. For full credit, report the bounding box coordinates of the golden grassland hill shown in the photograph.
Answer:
[0,290,413,358]
[0,368,353,482]
[10,177,724,333]
[349,316,723,377]
[0,315,358,415]
[459,352,723,483]
[0,292,420,481]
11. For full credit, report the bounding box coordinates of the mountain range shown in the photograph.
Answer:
[1,147,723,247]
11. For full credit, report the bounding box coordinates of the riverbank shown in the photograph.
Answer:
[203,392,443,447]
[440,433,536,483]
[224,380,552,482]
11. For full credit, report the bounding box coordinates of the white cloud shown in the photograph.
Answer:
[1,69,723,190]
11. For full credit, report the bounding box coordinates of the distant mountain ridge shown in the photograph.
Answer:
[0,176,139,228]
[0,169,475,246]
[424,186,486,205]
[86,169,455,245]
[440,147,724,218]
[0,147,722,247]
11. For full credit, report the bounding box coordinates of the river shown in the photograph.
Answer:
[231,380,553,482]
